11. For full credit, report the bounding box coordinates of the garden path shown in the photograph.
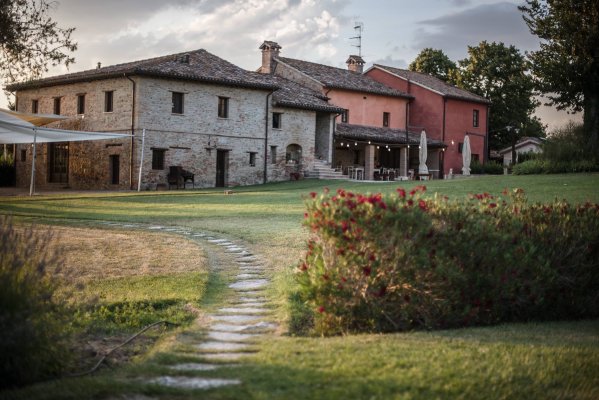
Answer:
[100,222,277,393]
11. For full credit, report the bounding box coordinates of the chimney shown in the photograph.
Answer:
[346,55,365,74]
[97,62,101,69]
[259,40,282,74]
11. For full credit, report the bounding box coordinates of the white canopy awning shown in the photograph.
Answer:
[0,108,131,144]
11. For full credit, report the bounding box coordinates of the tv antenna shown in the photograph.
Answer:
[350,21,364,57]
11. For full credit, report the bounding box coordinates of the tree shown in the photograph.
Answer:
[0,0,77,102]
[453,41,542,151]
[408,48,456,83]
[519,0,599,159]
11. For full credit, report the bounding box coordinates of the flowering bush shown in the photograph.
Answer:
[296,187,599,336]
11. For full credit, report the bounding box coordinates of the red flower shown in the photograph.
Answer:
[489,203,497,208]
[310,192,317,198]
[317,306,325,313]
[407,199,414,206]
[299,263,308,271]
[304,212,309,218]
[322,274,329,281]
[409,189,416,196]
[341,220,350,232]
[362,266,371,276]
[418,199,427,211]
[396,188,406,198]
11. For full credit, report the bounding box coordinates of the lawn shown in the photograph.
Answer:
[1,173,598,399]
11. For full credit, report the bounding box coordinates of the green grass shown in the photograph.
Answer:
[1,173,598,399]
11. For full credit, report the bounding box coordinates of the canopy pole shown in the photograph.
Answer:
[137,128,145,192]
[29,128,37,196]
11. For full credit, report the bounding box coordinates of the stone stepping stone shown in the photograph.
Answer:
[211,315,263,324]
[163,228,180,232]
[121,224,137,228]
[237,291,266,298]
[207,331,261,342]
[168,363,221,371]
[211,322,276,333]
[231,301,268,308]
[192,233,206,237]
[217,307,269,314]
[229,279,268,290]
[237,296,268,302]
[201,353,251,361]
[235,273,263,279]
[149,376,240,389]
[237,256,258,262]
[148,226,164,230]
[208,239,229,244]
[196,341,250,352]
[216,242,234,246]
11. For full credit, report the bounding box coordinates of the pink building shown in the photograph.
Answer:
[365,65,491,176]
[259,41,446,180]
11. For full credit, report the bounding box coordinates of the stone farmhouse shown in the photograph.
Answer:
[364,65,491,174]
[7,49,343,190]
[6,41,488,190]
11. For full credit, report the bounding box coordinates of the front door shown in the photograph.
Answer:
[48,142,69,183]
[216,150,228,187]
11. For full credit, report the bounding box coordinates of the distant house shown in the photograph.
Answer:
[498,137,544,166]
[259,41,446,180]
[6,49,342,190]
[364,65,490,176]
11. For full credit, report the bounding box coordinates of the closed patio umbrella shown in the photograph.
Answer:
[462,134,471,175]
[418,130,428,175]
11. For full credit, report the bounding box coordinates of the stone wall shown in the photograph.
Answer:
[14,75,326,189]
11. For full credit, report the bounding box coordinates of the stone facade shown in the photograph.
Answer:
[13,75,327,190]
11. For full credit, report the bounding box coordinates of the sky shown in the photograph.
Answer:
[3,0,581,130]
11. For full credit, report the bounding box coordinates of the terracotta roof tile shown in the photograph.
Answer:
[270,76,345,113]
[336,123,446,147]
[6,49,278,91]
[276,57,413,99]
[372,65,491,104]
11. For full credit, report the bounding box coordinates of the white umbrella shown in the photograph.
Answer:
[418,130,428,175]
[462,134,471,175]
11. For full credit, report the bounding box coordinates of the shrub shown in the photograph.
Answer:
[296,188,599,336]
[471,160,503,175]
[0,217,72,388]
[513,159,599,174]
[0,152,15,187]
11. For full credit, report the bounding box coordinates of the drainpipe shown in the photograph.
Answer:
[485,104,490,163]
[125,74,136,189]
[442,97,447,177]
[263,90,275,184]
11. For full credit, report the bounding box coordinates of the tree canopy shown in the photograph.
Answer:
[0,0,77,100]
[519,0,599,157]
[408,48,456,83]
[453,41,543,150]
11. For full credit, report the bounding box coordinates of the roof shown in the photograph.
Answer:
[370,65,491,105]
[6,49,278,91]
[335,123,446,147]
[269,76,345,113]
[275,57,413,99]
[498,136,544,155]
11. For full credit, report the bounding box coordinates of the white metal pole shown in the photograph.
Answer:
[29,128,37,196]
[137,128,145,192]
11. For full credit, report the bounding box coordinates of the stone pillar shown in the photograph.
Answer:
[400,146,408,177]
[365,145,375,180]
[328,115,334,164]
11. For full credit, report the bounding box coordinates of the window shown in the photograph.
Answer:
[218,96,229,118]
[270,145,277,164]
[31,99,38,114]
[341,109,349,123]
[458,142,463,154]
[21,149,26,162]
[172,92,184,114]
[249,152,257,167]
[383,112,390,127]
[473,109,479,127]
[151,148,166,170]
[286,144,302,164]
[53,97,61,115]
[77,94,85,115]
[104,91,114,112]
[110,155,120,184]
[272,112,282,129]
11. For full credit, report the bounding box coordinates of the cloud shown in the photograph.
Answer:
[449,0,472,6]
[413,2,539,60]
[368,55,408,69]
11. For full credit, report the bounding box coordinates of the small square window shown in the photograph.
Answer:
[249,152,257,167]
[151,148,166,170]
[383,112,390,127]
[270,146,277,164]
[273,112,282,129]
[172,92,184,114]
[218,97,229,118]
[473,109,479,127]
[105,91,114,113]
[31,99,38,114]
[341,109,349,123]
[53,97,61,115]
[77,94,85,115]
